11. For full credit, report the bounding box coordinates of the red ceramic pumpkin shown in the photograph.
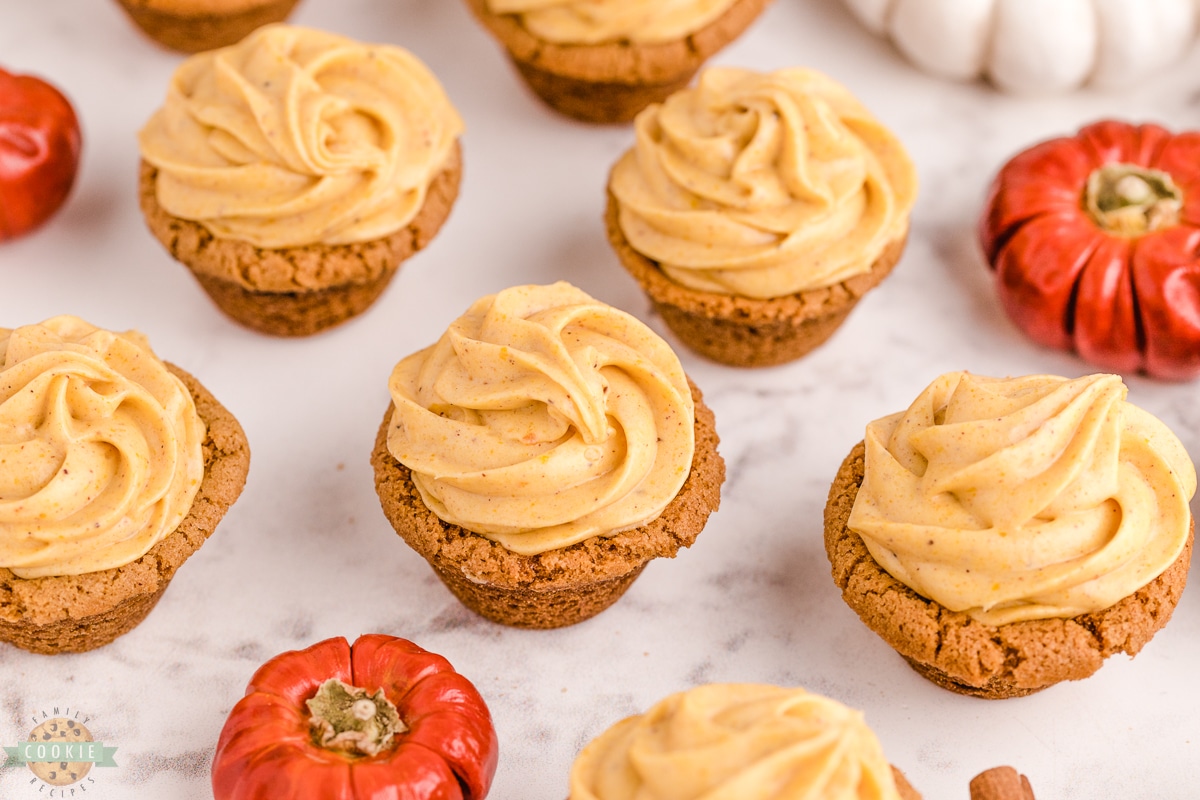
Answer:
[212,634,499,800]
[0,66,81,241]
[979,120,1200,381]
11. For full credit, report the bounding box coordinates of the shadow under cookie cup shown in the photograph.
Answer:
[605,193,907,368]
[371,381,724,629]
[824,442,1194,699]
[137,142,462,337]
[113,0,302,54]
[0,364,251,655]
[462,0,771,124]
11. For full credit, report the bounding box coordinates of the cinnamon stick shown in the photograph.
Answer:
[970,766,1035,800]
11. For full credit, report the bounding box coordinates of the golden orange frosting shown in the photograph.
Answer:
[386,282,695,556]
[138,24,463,249]
[569,684,904,800]
[849,372,1197,626]
[610,67,917,299]
[0,317,206,579]
[485,0,740,45]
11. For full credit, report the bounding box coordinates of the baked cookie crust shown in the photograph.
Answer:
[138,143,462,337]
[462,0,772,123]
[0,364,251,655]
[606,193,907,368]
[824,441,1193,699]
[371,381,724,628]
[114,0,302,53]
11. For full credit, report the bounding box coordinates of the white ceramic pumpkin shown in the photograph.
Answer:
[841,0,1199,93]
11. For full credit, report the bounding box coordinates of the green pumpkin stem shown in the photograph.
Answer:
[1085,163,1182,236]
[306,679,406,757]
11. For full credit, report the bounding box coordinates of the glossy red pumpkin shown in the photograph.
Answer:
[0,66,81,241]
[212,634,499,800]
[979,120,1200,380]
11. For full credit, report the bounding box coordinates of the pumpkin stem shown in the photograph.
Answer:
[1085,163,1182,236]
[306,679,406,757]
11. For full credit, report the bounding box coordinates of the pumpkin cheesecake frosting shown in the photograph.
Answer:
[485,0,741,45]
[386,282,695,556]
[610,67,917,299]
[848,372,1197,626]
[138,23,463,251]
[569,684,906,800]
[0,317,205,579]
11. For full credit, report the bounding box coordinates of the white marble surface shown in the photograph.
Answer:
[2,1,1200,798]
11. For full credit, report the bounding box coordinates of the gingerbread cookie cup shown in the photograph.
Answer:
[825,441,1193,699]
[113,0,301,53]
[138,144,462,337]
[461,0,771,123]
[0,365,250,655]
[138,25,465,336]
[372,380,722,628]
[606,195,906,367]
[605,67,916,366]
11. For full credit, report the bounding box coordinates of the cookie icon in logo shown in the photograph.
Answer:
[26,718,93,786]
[3,709,116,790]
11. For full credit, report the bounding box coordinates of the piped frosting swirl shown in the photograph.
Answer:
[386,282,694,555]
[485,0,740,45]
[0,317,206,579]
[848,372,1196,625]
[138,24,463,249]
[610,67,916,299]
[569,684,904,800]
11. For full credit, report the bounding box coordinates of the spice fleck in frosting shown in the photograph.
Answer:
[386,282,695,556]
[569,684,904,800]
[0,317,206,578]
[610,67,916,299]
[138,24,463,249]
[849,372,1196,626]
[485,0,740,44]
